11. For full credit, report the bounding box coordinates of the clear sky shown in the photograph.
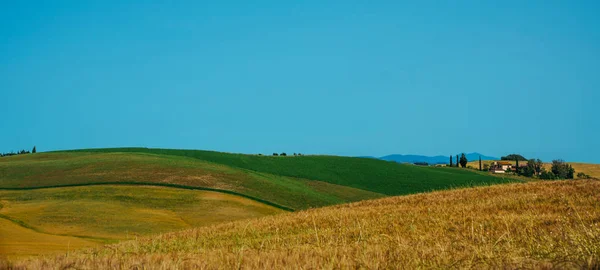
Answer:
[1,1,599,162]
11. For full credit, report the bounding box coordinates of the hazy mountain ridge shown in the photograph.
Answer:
[377,153,498,164]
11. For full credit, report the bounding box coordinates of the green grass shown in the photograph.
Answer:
[56,147,520,195]
[0,152,384,210]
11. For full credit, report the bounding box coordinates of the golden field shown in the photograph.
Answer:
[6,180,599,269]
[0,185,283,259]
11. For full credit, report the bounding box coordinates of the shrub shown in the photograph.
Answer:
[577,172,591,179]
[273,153,279,156]
[280,153,287,156]
[540,171,556,180]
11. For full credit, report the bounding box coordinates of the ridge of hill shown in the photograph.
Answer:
[10,180,599,269]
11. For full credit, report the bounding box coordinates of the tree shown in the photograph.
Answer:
[459,153,467,168]
[551,160,575,179]
[533,159,544,175]
[479,156,482,171]
[273,153,279,156]
[32,146,36,154]
[456,155,459,167]
[515,158,520,175]
[501,154,527,161]
[449,155,453,167]
[521,159,536,177]
[567,164,575,179]
[280,152,287,156]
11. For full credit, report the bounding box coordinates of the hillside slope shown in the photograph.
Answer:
[12,180,600,269]
[53,148,516,196]
[0,185,283,258]
[0,152,383,210]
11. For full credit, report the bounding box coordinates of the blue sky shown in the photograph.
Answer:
[1,1,599,162]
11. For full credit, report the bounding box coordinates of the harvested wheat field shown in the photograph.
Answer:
[6,180,600,269]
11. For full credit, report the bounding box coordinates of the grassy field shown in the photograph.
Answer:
[0,152,384,210]
[0,218,97,259]
[52,148,517,195]
[8,180,599,269]
[0,185,283,258]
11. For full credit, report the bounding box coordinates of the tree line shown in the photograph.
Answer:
[449,153,468,168]
[517,159,576,180]
[501,154,578,180]
[259,152,303,156]
[449,152,587,180]
[1,146,36,157]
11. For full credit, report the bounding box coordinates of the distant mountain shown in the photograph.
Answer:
[378,153,498,164]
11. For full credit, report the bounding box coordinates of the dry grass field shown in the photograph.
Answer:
[0,185,283,259]
[0,218,97,260]
[7,180,599,269]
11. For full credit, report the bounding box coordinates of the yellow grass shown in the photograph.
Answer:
[0,185,284,258]
[0,218,97,260]
[9,180,600,269]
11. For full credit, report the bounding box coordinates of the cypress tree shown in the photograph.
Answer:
[449,155,453,167]
[516,158,519,175]
[32,146,36,154]
[456,155,459,167]
[479,155,482,171]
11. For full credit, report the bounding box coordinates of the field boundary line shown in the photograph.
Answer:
[0,182,295,212]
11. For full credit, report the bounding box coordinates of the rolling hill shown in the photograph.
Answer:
[0,148,520,258]
[0,185,283,258]
[8,180,599,269]
[2,148,517,204]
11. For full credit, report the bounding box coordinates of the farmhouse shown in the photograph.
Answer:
[489,161,528,174]
[489,161,512,173]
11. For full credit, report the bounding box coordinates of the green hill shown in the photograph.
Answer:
[0,152,382,210]
[55,147,517,196]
